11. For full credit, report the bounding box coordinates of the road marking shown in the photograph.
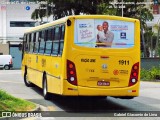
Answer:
[0,71,21,74]
[0,72,21,74]
[47,106,56,111]
[0,80,23,84]
[21,117,35,120]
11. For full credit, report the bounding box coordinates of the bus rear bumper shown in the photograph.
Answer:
[77,85,139,97]
[63,80,140,97]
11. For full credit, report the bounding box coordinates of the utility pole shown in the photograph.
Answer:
[122,0,123,17]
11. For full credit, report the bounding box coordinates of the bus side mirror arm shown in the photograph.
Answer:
[18,43,23,51]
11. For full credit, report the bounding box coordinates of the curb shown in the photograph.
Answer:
[28,104,49,111]
[20,105,50,120]
[31,104,41,112]
[39,105,50,111]
[27,104,50,111]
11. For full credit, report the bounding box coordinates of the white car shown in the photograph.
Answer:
[0,55,13,70]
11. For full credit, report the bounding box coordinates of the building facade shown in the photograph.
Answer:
[0,0,51,69]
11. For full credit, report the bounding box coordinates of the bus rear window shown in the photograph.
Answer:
[74,19,135,48]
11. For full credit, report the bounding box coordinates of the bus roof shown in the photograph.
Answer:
[25,15,139,33]
[25,16,68,33]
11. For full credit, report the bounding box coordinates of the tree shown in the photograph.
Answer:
[116,0,153,57]
[97,2,117,15]
[31,0,114,20]
[137,6,154,58]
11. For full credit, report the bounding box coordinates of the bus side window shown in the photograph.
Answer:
[24,34,28,52]
[39,31,45,54]
[28,34,31,52]
[33,32,39,53]
[59,25,65,55]
[29,33,34,53]
[45,28,53,55]
[25,34,30,52]
[52,26,59,56]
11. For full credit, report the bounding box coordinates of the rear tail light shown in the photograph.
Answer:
[67,60,77,86]
[129,62,139,86]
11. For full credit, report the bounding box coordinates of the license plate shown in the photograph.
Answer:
[97,81,110,86]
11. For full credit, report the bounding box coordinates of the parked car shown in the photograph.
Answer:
[0,55,13,70]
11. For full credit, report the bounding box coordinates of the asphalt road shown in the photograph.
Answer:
[0,70,160,120]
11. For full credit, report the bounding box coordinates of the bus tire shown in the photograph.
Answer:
[4,65,10,70]
[43,75,51,100]
[24,70,33,87]
[97,96,107,99]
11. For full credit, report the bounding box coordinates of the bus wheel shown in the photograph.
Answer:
[97,96,107,99]
[4,65,10,70]
[24,71,33,87]
[43,75,51,100]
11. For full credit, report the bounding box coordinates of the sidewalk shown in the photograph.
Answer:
[139,81,160,100]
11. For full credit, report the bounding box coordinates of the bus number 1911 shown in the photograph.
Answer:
[119,60,129,65]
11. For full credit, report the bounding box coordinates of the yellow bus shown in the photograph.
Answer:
[21,15,140,100]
